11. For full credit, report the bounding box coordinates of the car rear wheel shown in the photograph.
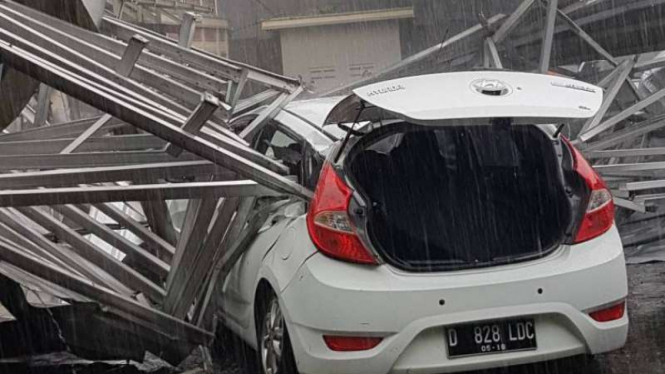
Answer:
[257,290,298,374]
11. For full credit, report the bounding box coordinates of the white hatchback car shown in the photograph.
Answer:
[220,71,628,374]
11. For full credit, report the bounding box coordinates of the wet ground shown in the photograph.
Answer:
[2,262,665,374]
[465,262,665,374]
[594,263,665,374]
[210,262,665,374]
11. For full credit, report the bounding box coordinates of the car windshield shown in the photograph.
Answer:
[0,1,660,374]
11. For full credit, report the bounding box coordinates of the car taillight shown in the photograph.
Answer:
[565,139,615,243]
[306,163,377,265]
[323,335,383,352]
[589,301,626,322]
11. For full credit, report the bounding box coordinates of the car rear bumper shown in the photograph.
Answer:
[279,226,628,374]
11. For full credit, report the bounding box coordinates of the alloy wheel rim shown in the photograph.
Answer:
[261,298,284,374]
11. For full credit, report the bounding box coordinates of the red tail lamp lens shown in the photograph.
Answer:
[306,163,377,265]
[564,139,615,243]
[589,301,626,322]
[323,335,383,352]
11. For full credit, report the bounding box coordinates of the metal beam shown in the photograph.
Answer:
[539,0,559,73]
[116,34,149,77]
[17,206,166,302]
[163,198,219,315]
[233,89,280,116]
[178,12,199,49]
[93,203,176,262]
[0,221,68,271]
[32,83,51,128]
[0,6,205,115]
[0,161,232,189]
[634,56,665,73]
[2,1,230,96]
[595,62,628,88]
[240,87,304,140]
[579,86,665,142]
[142,198,178,247]
[113,0,125,18]
[165,198,217,289]
[134,1,214,14]
[551,3,619,65]
[0,181,280,207]
[0,236,212,345]
[165,92,222,157]
[614,198,647,213]
[102,16,299,92]
[0,151,199,170]
[484,38,503,68]
[581,114,665,151]
[621,179,665,191]
[230,69,249,110]
[60,114,114,154]
[585,147,665,159]
[194,197,257,327]
[52,204,170,279]
[0,134,164,155]
[0,209,131,295]
[492,0,534,43]
[0,20,279,174]
[578,59,634,135]
[0,40,310,198]
[0,116,124,142]
[594,161,665,173]
[168,197,241,319]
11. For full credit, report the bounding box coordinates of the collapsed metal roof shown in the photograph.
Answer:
[0,0,308,363]
[1,0,665,366]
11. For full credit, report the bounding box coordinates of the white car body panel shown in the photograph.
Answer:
[221,216,627,373]
[221,208,317,350]
[281,226,627,374]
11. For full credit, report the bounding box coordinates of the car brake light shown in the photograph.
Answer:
[589,301,625,322]
[323,335,383,352]
[565,139,615,243]
[306,163,377,265]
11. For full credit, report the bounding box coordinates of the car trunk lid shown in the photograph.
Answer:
[324,71,602,127]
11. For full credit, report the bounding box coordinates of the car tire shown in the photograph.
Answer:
[256,289,298,374]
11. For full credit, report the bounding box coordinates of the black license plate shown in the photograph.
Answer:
[446,319,537,358]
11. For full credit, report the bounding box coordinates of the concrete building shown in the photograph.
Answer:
[263,7,413,92]
[112,0,230,57]
[219,0,521,94]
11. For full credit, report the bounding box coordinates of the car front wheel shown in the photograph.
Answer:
[257,290,298,374]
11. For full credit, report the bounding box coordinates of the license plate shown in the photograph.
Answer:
[445,318,537,358]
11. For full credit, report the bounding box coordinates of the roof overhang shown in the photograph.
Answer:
[324,71,603,126]
[261,7,414,31]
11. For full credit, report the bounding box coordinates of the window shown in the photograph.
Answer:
[254,123,305,184]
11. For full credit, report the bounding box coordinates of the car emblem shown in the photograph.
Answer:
[470,79,513,96]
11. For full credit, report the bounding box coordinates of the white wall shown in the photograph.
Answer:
[280,20,402,93]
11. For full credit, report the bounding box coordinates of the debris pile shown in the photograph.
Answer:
[0,0,306,366]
